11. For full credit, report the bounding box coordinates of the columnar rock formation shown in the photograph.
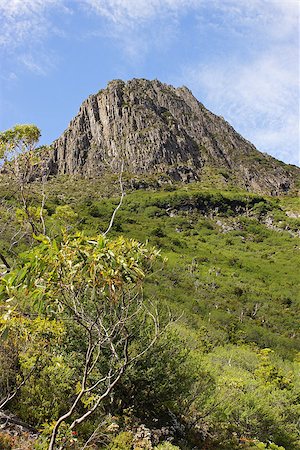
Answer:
[49,78,299,194]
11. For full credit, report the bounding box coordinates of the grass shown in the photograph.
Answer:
[0,175,299,359]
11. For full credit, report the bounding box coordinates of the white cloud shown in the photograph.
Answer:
[81,0,201,62]
[83,0,299,36]
[172,0,299,165]
[0,0,64,49]
[194,0,299,46]
[19,52,58,76]
[0,0,69,76]
[181,47,299,164]
[83,0,199,24]
[0,72,18,82]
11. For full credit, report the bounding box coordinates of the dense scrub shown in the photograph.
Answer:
[0,174,299,449]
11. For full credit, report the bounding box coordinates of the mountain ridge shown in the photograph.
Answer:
[49,78,300,195]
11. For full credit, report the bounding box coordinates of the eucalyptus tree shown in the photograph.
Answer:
[0,232,161,449]
[0,124,49,270]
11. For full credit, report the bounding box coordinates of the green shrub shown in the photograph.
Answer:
[109,432,133,450]
[151,226,166,237]
[155,443,181,450]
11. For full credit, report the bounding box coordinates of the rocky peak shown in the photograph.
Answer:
[49,78,300,195]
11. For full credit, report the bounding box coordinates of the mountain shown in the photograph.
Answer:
[1,79,300,450]
[49,78,299,195]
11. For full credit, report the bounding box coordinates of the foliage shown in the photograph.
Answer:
[0,431,35,450]
[109,431,133,450]
[114,329,206,422]
[1,232,159,312]
[154,444,180,450]
[0,231,161,449]
[0,124,50,268]
[0,432,13,450]
[0,124,43,187]
[0,124,41,159]
[0,161,299,449]
[192,345,300,449]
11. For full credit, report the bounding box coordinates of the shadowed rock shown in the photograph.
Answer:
[49,78,300,195]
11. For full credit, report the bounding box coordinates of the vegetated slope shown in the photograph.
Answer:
[2,175,299,356]
[49,78,300,195]
[0,174,300,449]
[1,176,299,355]
[42,178,300,354]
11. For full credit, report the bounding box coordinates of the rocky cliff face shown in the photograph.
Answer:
[50,78,299,194]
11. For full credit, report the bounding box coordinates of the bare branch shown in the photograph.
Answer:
[69,337,129,430]
[103,161,124,236]
[81,419,108,450]
[48,333,95,450]
[40,179,46,236]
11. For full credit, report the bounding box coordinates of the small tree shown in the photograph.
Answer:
[0,231,161,450]
[0,125,53,273]
[0,124,42,190]
[0,124,40,156]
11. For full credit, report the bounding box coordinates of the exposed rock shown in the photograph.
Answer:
[49,78,300,195]
[133,424,152,449]
[286,211,300,218]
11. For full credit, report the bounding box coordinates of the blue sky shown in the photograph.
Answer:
[0,0,299,165]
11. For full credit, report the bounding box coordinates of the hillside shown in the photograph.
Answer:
[49,79,300,195]
[0,81,300,449]
[0,171,299,449]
